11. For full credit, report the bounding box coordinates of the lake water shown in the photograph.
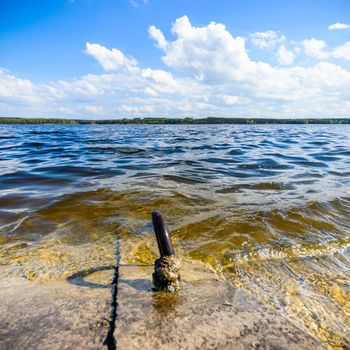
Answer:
[0,124,349,348]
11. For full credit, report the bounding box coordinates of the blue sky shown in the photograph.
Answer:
[1,0,350,119]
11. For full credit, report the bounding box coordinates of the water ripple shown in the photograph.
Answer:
[1,124,350,347]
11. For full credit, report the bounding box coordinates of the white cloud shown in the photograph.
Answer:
[332,41,350,61]
[144,87,157,96]
[146,16,306,101]
[302,38,350,62]
[250,30,285,49]
[292,62,350,91]
[0,69,37,103]
[277,45,296,65]
[58,107,78,115]
[302,38,329,60]
[151,16,253,83]
[82,19,350,116]
[84,105,105,115]
[2,16,350,119]
[148,25,168,50]
[141,68,178,93]
[85,42,138,72]
[218,94,250,105]
[116,104,155,114]
[328,23,350,30]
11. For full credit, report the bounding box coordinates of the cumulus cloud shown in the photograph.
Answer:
[218,95,251,105]
[302,38,329,60]
[0,69,37,103]
[150,16,253,83]
[148,25,168,50]
[328,23,350,30]
[85,42,138,72]
[302,38,350,61]
[2,16,350,119]
[147,16,307,101]
[84,105,105,115]
[277,45,296,65]
[250,30,285,49]
[116,104,155,114]
[332,41,350,61]
[141,68,178,93]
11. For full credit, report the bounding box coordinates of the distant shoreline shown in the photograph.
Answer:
[0,117,350,125]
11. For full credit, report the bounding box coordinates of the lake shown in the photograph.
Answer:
[0,124,349,348]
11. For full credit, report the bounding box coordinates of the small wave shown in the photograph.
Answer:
[216,182,295,193]
[0,171,75,189]
[290,160,328,168]
[32,165,125,178]
[163,174,207,184]
[21,142,45,147]
[86,146,147,155]
[228,240,350,265]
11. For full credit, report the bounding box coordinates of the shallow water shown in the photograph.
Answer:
[0,124,349,348]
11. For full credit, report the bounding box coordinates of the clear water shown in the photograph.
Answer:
[0,124,349,348]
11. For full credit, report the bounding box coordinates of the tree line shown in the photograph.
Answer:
[0,117,349,124]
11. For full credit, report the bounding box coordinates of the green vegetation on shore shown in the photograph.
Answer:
[0,117,349,125]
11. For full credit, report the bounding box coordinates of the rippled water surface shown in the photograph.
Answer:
[0,124,349,348]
